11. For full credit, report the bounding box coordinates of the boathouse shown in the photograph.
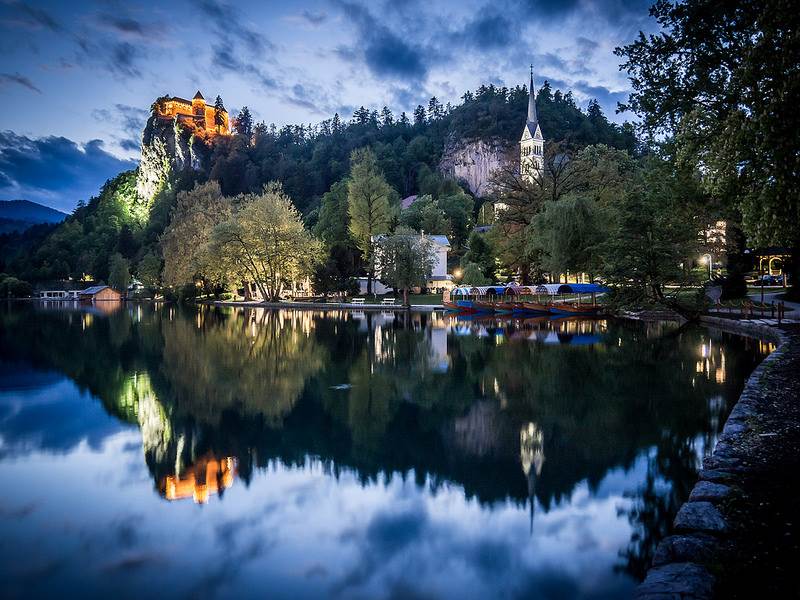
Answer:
[78,285,123,302]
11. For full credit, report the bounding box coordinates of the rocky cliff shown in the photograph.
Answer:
[136,113,211,202]
[438,138,512,198]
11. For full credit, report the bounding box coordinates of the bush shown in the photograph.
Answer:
[0,277,33,298]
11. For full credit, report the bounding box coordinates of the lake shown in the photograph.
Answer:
[0,303,772,599]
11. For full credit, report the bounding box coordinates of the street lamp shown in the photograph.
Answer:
[700,254,713,280]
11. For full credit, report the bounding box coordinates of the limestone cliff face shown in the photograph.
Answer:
[438,138,512,198]
[136,113,210,202]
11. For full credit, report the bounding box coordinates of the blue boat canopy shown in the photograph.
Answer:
[534,283,609,295]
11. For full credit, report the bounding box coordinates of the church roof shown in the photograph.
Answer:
[522,66,541,139]
[193,90,205,100]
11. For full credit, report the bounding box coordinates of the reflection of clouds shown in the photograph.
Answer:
[0,434,638,599]
[0,374,127,456]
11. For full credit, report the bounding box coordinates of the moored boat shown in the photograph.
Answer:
[549,303,601,315]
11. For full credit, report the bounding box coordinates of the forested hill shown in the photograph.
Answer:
[0,81,636,283]
[208,81,637,214]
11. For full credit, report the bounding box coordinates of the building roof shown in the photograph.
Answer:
[527,67,538,126]
[80,285,110,295]
[425,234,450,247]
[401,195,418,210]
[193,90,205,100]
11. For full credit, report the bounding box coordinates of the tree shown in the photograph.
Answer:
[616,0,800,296]
[161,181,232,289]
[460,262,490,286]
[234,106,254,140]
[313,180,350,246]
[312,242,360,299]
[211,183,321,301]
[347,148,393,294]
[531,196,609,279]
[138,251,162,291]
[108,253,131,291]
[463,230,496,281]
[376,228,436,306]
[214,96,226,132]
[601,158,701,308]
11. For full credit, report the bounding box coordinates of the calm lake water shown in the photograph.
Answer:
[0,303,772,599]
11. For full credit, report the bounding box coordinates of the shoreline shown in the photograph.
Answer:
[636,318,799,598]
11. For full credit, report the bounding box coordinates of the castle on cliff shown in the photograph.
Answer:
[154,91,230,135]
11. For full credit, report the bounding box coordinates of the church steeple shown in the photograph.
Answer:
[519,64,545,185]
[527,64,538,126]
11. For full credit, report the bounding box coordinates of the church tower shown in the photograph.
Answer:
[520,66,544,184]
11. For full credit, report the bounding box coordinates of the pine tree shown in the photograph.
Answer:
[234,106,254,140]
[214,95,226,132]
[413,105,426,127]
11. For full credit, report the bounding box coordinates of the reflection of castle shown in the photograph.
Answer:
[160,455,236,504]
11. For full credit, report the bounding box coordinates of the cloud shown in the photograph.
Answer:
[457,10,520,50]
[94,14,167,40]
[91,104,149,153]
[2,1,62,32]
[334,1,430,80]
[0,132,136,211]
[0,72,41,93]
[194,0,274,55]
[301,9,327,26]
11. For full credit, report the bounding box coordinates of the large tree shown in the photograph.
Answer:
[376,229,437,307]
[616,0,800,295]
[347,147,393,294]
[161,181,231,289]
[211,183,321,301]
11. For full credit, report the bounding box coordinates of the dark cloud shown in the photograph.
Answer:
[92,104,148,153]
[195,0,273,55]
[301,9,327,26]
[459,10,520,50]
[334,1,430,80]
[95,14,167,40]
[4,1,62,32]
[211,43,278,90]
[0,72,41,93]
[0,132,136,211]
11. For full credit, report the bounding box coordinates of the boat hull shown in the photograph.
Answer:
[521,302,552,314]
[548,304,601,315]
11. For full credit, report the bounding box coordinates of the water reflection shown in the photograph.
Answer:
[0,303,770,598]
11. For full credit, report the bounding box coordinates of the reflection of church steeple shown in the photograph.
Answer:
[520,422,545,532]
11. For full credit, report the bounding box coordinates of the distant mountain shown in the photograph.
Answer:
[0,200,67,234]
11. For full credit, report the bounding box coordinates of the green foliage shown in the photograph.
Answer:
[313,179,350,246]
[108,253,131,291]
[347,148,393,293]
[531,196,609,277]
[211,183,322,301]
[617,0,799,291]
[161,181,232,288]
[600,158,702,304]
[312,242,360,298]
[376,228,437,305]
[463,230,496,281]
[460,262,490,285]
[0,275,33,298]
[137,251,162,290]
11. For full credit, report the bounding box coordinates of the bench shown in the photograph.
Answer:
[351,298,365,305]
[381,298,397,306]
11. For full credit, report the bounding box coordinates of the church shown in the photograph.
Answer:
[493,68,545,215]
[520,66,545,183]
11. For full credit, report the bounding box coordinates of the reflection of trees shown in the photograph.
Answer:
[0,304,768,566]
[160,308,326,425]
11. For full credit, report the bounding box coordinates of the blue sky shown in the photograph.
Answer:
[0,0,657,211]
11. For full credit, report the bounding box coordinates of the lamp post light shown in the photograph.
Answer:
[701,254,713,280]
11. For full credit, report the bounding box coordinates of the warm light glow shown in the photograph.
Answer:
[162,456,236,503]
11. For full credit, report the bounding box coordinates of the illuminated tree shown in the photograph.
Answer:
[376,228,436,306]
[347,148,393,294]
[211,183,321,301]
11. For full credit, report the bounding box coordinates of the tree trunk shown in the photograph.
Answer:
[403,287,409,307]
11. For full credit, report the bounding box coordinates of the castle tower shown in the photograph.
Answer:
[520,66,544,184]
[191,91,206,127]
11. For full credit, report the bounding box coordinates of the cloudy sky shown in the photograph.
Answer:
[0,0,658,211]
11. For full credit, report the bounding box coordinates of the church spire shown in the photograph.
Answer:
[527,64,538,125]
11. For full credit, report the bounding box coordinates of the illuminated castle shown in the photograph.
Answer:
[160,455,236,503]
[155,91,230,135]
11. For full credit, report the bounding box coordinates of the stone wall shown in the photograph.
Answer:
[636,318,792,599]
